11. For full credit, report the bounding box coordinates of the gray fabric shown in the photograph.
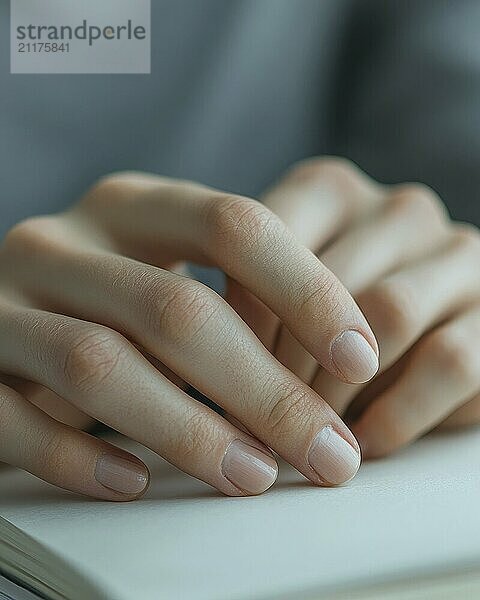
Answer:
[0,0,479,244]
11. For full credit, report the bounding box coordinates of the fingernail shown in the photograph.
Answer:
[222,440,278,495]
[95,454,149,495]
[308,425,360,485]
[331,330,379,383]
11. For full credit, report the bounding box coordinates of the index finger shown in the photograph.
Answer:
[79,173,379,383]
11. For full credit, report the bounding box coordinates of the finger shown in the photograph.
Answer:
[272,327,317,383]
[0,303,278,496]
[225,277,278,351]
[319,184,448,293]
[437,393,480,429]
[226,278,315,384]
[1,376,94,429]
[276,183,448,385]
[262,157,384,249]
[230,157,384,374]
[0,382,150,501]
[7,256,361,487]
[134,345,187,390]
[313,225,480,415]
[75,172,379,383]
[351,305,480,458]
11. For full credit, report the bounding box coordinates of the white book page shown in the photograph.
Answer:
[1,429,480,600]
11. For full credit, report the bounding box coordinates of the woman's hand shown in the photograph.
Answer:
[229,158,480,459]
[0,172,378,500]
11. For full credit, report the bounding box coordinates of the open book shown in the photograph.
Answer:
[1,428,480,600]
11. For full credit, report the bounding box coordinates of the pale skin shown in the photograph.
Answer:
[0,157,478,500]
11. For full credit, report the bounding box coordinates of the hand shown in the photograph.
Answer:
[229,158,480,458]
[0,172,378,500]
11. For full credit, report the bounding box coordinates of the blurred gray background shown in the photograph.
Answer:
[1,0,479,240]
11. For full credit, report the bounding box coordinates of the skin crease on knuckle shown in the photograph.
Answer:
[152,280,223,351]
[154,402,276,497]
[62,328,127,395]
[294,273,346,326]
[0,390,21,453]
[204,195,283,265]
[254,375,360,486]
[260,380,313,441]
[170,408,218,464]
[31,428,71,479]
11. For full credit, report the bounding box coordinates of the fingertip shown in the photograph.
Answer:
[307,425,361,486]
[221,440,278,496]
[330,329,379,384]
[94,452,150,500]
[351,420,386,461]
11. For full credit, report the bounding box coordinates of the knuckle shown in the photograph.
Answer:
[91,172,132,195]
[2,216,59,255]
[287,156,358,186]
[362,279,417,341]
[426,327,479,386]
[205,194,281,255]
[452,223,480,254]
[84,171,142,207]
[36,429,69,475]
[154,280,221,347]
[173,408,218,461]
[261,380,312,437]
[0,389,20,436]
[388,183,448,223]
[63,327,127,393]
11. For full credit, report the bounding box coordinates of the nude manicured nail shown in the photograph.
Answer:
[95,454,149,495]
[222,440,278,495]
[331,329,379,383]
[308,425,360,485]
